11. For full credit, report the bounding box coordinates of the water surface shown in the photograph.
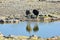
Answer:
[0,21,60,38]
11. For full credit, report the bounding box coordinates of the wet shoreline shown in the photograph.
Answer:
[0,33,60,40]
[0,17,60,24]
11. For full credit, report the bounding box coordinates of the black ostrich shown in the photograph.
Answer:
[33,9,39,18]
[0,20,4,24]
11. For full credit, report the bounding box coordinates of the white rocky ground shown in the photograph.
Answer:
[0,0,60,17]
